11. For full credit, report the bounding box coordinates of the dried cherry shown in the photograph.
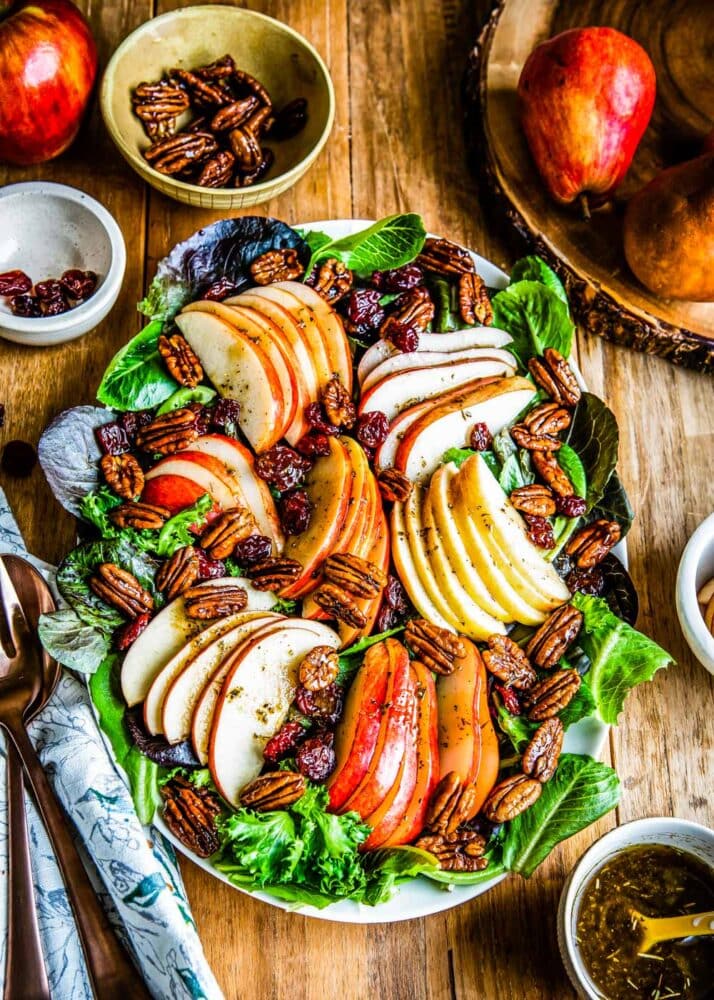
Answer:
[383,574,410,615]
[0,270,32,295]
[375,604,398,633]
[119,409,153,443]
[60,269,97,300]
[356,410,389,450]
[210,397,241,435]
[115,612,151,651]
[255,445,312,491]
[555,494,587,518]
[203,277,239,301]
[296,731,336,782]
[295,432,331,458]
[231,533,272,566]
[34,279,65,302]
[525,514,555,550]
[41,293,70,316]
[95,421,131,456]
[1,440,36,478]
[295,682,343,725]
[279,489,311,536]
[495,682,522,716]
[566,565,606,596]
[10,294,41,317]
[186,402,211,436]
[385,320,419,353]
[304,402,341,436]
[263,720,307,763]
[195,548,227,579]
[370,263,424,293]
[470,422,493,451]
[344,288,385,331]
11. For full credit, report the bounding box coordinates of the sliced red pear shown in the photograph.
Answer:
[436,638,480,782]
[140,474,209,516]
[144,454,238,510]
[336,498,389,648]
[175,309,284,453]
[361,347,516,393]
[208,621,340,805]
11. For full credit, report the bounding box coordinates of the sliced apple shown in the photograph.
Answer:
[361,346,516,393]
[337,497,389,648]
[140,474,210,516]
[175,309,284,453]
[391,498,455,633]
[144,453,238,510]
[436,638,480,782]
[467,652,500,818]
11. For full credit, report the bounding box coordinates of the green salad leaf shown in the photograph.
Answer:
[443,446,476,469]
[156,386,216,414]
[37,608,111,675]
[510,255,568,306]
[556,443,587,499]
[430,277,461,332]
[496,682,597,754]
[361,847,439,904]
[566,393,620,514]
[590,469,635,538]
[501,754,620,877]
[491,281,574,366]
[572,594,674,724]
[304,214,427,278]
[154,494,213,557]
[97,320,178,411]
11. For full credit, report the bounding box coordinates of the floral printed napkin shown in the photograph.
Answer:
[0,487,223,1000]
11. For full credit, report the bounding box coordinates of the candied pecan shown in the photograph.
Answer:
[250,248,305,285]
[425,772,478,835]
[482,774,542,823]
[233,68,272,107]
[310,258,353,304]
[525,604,583,669]
[199,506,256,559]
[210,96,259,131]
[227,126,262,171]
[324,552,387,599]
[416,237,475,276]
[108,501,171,530]
[321,375,356,428]
[482,634,536,690]
[531,449,574,498]
[244,104,274,136]
[523,669,581,721]
[525,514,555,550]
[156,545,200,600]
[528,348,581,408]
[239,148,273,186]
[132,80,189,137]
[299,645,340,691]
[183,581,248,619]
[89,563,154,619]
[100,453,144,499]
[296,732,336,782]
[240,771,306,811]
[313,583,367,628]
[378,467,413,503]
[380,287,434,344]
[470,422,493,451]
[414,830,488,871]
[135,407,200,456]
[458,271,492,326]
[144,131,218,175]
[263,721,306,763]
[161,774,222,858]
[269,98,308,140]
[171,68,231,107]
[524,401,572,437]
[196,150,236,188]
[114,611,151,651]
[522,718,563,783]
[194,55,236,80]
[245,557,302,591]
[510,484,556,518]
[405,618,466,675]
[565,519,621,568]
[511,423,562,452]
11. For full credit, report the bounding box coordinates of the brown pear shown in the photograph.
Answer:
[623,153,714,301]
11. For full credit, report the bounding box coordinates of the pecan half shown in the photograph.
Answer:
[321,375,356,428]
[565,519,621,568]
[525,603,583,669]
[171,68,232,107]
[100,453,144,500]
[510,483,556,518]
[240,771,306,811]
[528,348,581,408]
[380,286,434,341]
[245,557,302,591]
[416,237,475,276]
[195,55,236,80]
[238,148,274,186]
[511,423,562,452]
[311,258,353,304]
[144,131,219,175]
[458,271,492,326]
[132,80,189,138]
[405,618,466,675]
[158,333,204,387]
[227,126,262,171]
[299,645,340,691]
[199,506,256,560]
[109,501,171,530]
[531,450,574,497]
[323,552,387,598]
[425,772,478,835]
[156,545,200,600]
[135,407,200,456]
[233,68,272,108]
[414,830,488,871]
[377,467,413,503]
[524,401,572,437]
[89,563,153,619]
[313,583,367,628]
[522,718,563,783]
[250,248,305,285]
[483,634,536,690]
[482,774,542,823]
[183,581,248,619]
[523,669,582,721]
[244,104,275,136]
[161,774,222,858]
[196,150,236,188]
[210,96,259,132]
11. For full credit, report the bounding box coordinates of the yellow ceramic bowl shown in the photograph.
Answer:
[100,6,335,209]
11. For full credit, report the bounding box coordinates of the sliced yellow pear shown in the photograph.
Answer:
[390,501,455,633]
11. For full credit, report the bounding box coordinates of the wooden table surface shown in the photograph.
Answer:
[1,2,713,997]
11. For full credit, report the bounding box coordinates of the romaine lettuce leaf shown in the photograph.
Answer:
[304,214,426,278]
[491,280,574,365]
[510,255,568,306]
[97,320,178,411]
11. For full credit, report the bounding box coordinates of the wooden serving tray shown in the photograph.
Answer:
[465,0,714,372]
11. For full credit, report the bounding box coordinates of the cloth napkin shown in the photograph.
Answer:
[0,488,223,1000]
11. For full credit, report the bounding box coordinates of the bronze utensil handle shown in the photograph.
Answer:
[1,718,151,1000]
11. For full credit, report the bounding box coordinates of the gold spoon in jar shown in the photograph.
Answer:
[630,906,714,954]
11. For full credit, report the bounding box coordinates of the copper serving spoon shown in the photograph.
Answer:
[0,555,151,999]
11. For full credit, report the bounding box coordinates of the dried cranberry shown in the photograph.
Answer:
[60,269,97,300]
[268,97,308,140]
[186,402,211,436]
[255,445,312,492]
[119,409,153,443]
[10,294,41,317]
[383,574,410,614]
[95,421,130,456]
[203,277,238,301]
[232,533,273,566]
[1,440,36,478]
[263,720,307,763]
[0,269,32,295]
[470,422,493,451]
[375,603,399,633]
[210,397,241,435]
[525,514,555,550]
[34,279,65,301]
[555,494,587,518]
[566,566,606,596]
[345,288,385,330]
[356,410,389,450]
[41,292,70,316]
[296,731,336,782]
[495,682,522,716]
[304,402,340,436]
[115,612,151,651]
[195,548,226,580]
[279,489,311,536]
[295,432,331,458]
[370,263,424,293]
[386,320,419,353]
[295,683,343,725]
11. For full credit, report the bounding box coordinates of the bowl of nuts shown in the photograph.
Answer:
[100,6,335,209]
[0,181,126,347]
[676,511,714,675]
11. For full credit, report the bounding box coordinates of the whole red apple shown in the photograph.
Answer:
[517,27,656,209]
[0,0,97,165]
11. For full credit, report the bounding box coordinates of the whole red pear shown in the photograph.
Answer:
[0,0,97,165]
[518,27,656,208]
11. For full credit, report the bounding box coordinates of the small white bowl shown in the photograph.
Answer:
[558,816,714,999]
[0,182,126,347]
[676,512,714,675]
